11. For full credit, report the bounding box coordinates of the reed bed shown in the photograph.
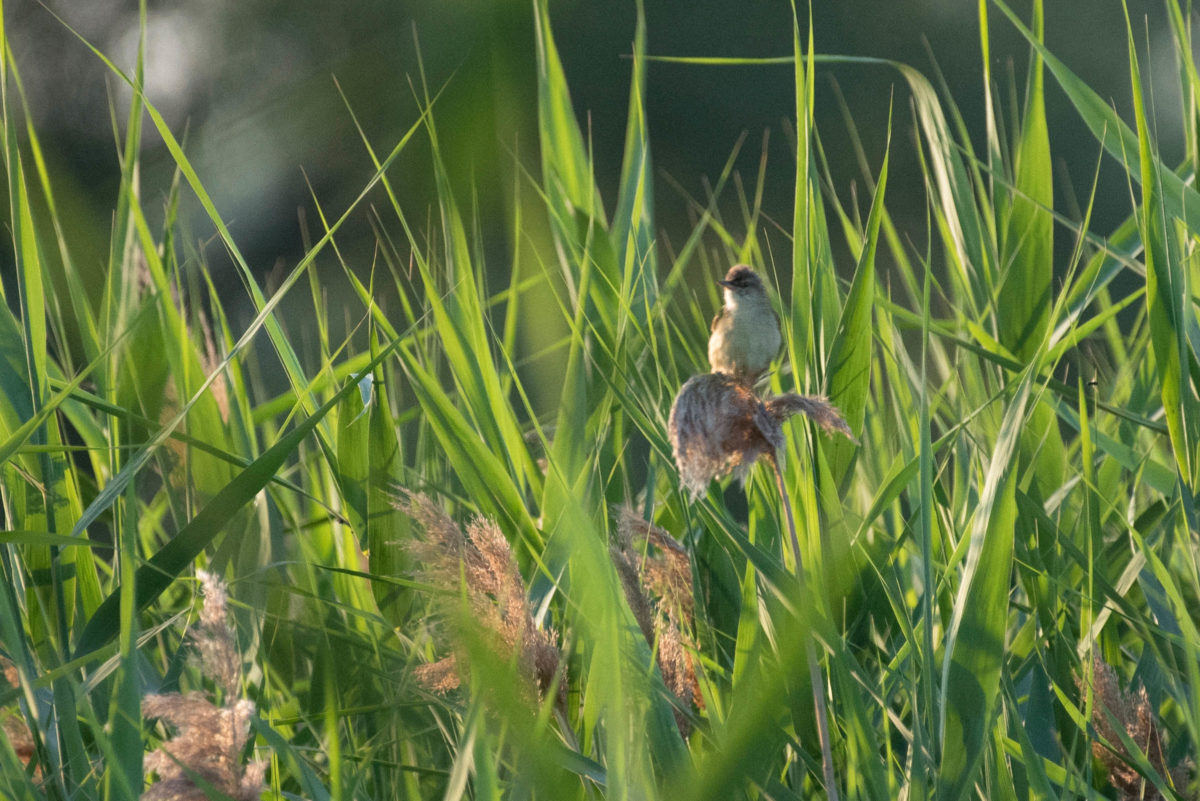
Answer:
[1,1,1198,799]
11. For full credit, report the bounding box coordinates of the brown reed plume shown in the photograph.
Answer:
[668,372,852,501]
[141,570,264,801]
[610,506,702,736]
[1077,654,1195,800]
[400,492,562,705]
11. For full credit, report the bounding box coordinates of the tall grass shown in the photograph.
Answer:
[2,0,1199,799]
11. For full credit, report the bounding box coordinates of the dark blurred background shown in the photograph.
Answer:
[3,0,1181,371]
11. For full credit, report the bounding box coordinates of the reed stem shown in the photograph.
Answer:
[770,451,839,801]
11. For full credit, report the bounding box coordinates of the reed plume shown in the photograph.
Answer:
[668,372,852,500]
[1078,654,1195,800]
[610,506,702,736]
[401,492,562,705]
[141,570,264,801]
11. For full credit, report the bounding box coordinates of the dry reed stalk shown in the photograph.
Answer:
[668,371,853,800]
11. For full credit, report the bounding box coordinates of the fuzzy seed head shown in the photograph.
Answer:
[1077,654,1195,800]
[191,569,240,700]
[668,373,778,499]
[610,506,702,736]
[668,373,854,500]
[400,492,563,705]
[142,571,263,801]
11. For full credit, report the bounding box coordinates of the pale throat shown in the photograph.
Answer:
[725,289,770,315]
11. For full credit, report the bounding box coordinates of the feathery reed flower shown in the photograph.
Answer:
[668,372,853,500]
[610,506,702,736]
[1077,654,1194,800]
[141,570,264,801]
[401,492,562,704]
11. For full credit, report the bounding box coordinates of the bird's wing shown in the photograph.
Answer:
[710,306,726,332]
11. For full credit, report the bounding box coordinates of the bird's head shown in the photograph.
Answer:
[718,265,767,302]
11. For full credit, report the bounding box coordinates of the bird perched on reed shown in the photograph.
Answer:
[707,265,782,382]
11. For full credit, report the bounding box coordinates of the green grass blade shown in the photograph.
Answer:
[936,369,1032,801]
[366,332,411,626]
[788,0,819,381]
[914,231,937,798]
[7,161,45,406]
[611,0,657,327]
[824,106,889,490]
[534,0,605,233]
[335,376,371,537]
[1122,1,1198,487]
[995,0,1052,362]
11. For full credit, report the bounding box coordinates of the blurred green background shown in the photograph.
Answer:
[4,0,1178,382]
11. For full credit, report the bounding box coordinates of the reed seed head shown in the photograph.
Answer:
[1077,654,1195,800]
[401,492,563,704]
[611,506,702,736]
[192,569,240,700]
[668,373,854,500]
[141,571,264,801]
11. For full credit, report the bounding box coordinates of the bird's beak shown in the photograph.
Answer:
[717,279,734,288]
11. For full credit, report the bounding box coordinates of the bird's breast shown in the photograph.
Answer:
[708,303,781,377]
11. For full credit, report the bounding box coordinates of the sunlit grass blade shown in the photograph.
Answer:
[1166,0,1200,168]
[937,368,1032,801]
[335,372,371,533]
[1121,1,1199,488]
[787,0,838,384]
[823,105,889,491]
[913,235,937,799]
[366,330,411,626]
[612,0,656,328]
[995,0,1051,362]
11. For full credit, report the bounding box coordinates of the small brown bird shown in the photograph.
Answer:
[707,265,782,382]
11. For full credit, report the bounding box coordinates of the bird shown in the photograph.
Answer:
[707,265,782,383]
